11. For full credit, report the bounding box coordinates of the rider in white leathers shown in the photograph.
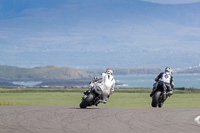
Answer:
[88,68,115,103]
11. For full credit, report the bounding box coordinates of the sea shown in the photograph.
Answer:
[12,74,200,89]
[115,74,200,89]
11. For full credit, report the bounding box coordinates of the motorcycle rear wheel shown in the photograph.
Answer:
[80,92,95,108]
[151,91,161,108]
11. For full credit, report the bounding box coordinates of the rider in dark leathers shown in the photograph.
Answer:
[150,67,174,97]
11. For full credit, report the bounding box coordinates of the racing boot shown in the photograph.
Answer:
[101,98,107,104]
[150,87,156,97]
[84,90,90,95]
[150,91,154,97]
[167,90,173,97]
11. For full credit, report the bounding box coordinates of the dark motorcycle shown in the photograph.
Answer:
[151,82,169,108]
[80,82,110,108]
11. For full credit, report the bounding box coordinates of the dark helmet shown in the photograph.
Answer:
[165,67,171,73]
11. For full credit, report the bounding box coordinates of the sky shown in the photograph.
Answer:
[141,0,200,4]
[0,0,200,69]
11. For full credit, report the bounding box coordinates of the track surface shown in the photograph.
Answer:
[0,106,199,133]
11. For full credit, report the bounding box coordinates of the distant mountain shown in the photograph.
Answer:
[84,67,163,75]
[0,65,200,87]
[0,81,19,87]
[176,67,200,74]
[0,0,200,69]
[0,65,90,81]
[0,65,199,82]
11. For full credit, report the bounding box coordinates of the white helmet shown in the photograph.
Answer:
[105,68,113,75]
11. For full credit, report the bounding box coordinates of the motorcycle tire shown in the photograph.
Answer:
[151,91,161,108]
[80,92,95,108]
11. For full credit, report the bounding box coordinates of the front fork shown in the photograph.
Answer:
[82,90,101,106]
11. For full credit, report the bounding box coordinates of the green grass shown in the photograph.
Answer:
[0,87,199,108]
[0,92,82,106]
[102,93,200,108]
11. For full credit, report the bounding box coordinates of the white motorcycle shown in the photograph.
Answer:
[80,81,112,108]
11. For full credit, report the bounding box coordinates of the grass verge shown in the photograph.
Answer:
[0,87,199,108]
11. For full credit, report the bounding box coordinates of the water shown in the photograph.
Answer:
[115,74,200,89]
[12,81,42,87]
[12,74,200,89]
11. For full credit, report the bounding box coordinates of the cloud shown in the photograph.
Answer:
[0,0,200,68]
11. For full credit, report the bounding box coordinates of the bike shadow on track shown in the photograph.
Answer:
[68,106,100,110]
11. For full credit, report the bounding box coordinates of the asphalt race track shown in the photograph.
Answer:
[0,106,199,133]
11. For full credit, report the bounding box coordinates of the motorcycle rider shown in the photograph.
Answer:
[85,68,115,103]
[150,67,174,97]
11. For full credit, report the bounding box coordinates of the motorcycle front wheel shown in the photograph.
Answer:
[80,92,95,108]
[151,91,161,108]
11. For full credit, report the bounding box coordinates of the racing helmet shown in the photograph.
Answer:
[105,68,113,75]
[165,67,171,73]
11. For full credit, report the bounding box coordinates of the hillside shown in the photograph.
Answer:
[176,67,200,74]
[0,65,90,81]
[1,65,200,82]
[0,65,200,87]
[0,65,161,81]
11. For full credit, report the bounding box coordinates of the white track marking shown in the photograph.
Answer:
[194,116,200,125]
